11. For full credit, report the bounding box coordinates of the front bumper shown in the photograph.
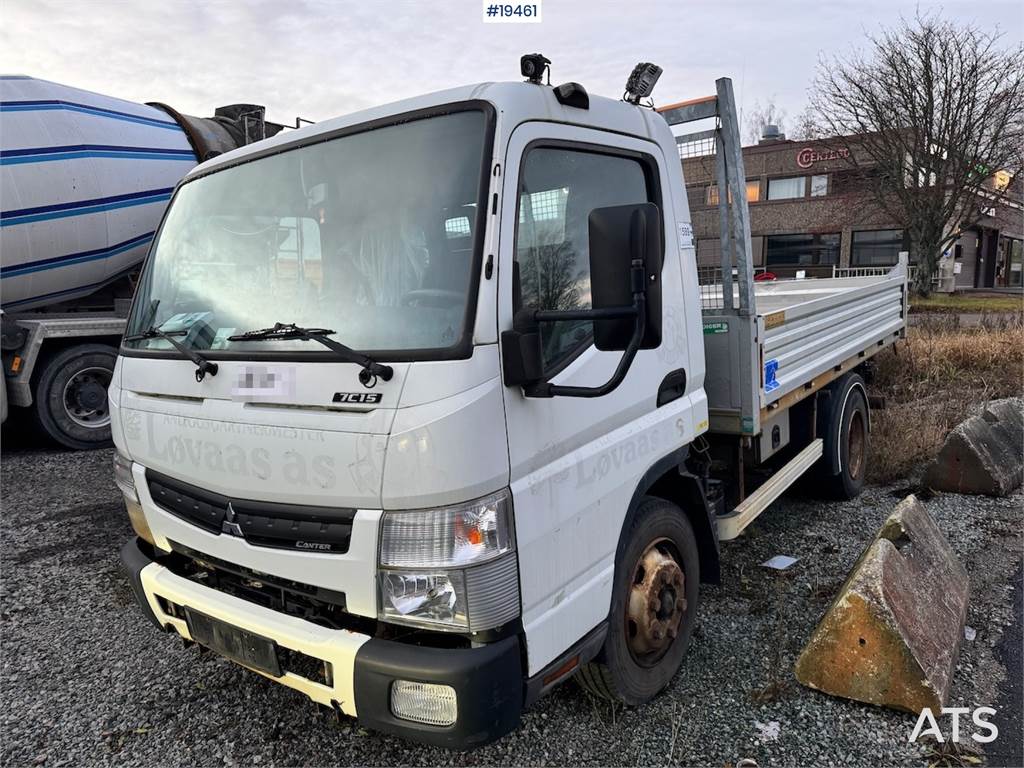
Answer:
[120,537,523,748]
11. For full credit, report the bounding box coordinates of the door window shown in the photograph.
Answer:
[515,146,652,370]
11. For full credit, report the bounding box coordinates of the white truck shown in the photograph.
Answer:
[0,77,283,448]
[113,60,906,748]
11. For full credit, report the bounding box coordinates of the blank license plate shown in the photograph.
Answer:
[185,608,281,677]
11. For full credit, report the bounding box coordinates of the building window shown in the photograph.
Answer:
[1006,237,1022,287]
[707,180,760,205]
[852,229,907,266]
[766,176,805,200]
[810,174,828,197]
[444,216,471,237]
[765,233,840,267]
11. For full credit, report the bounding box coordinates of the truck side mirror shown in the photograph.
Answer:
[501,201,663,398]
[589,202,662,352]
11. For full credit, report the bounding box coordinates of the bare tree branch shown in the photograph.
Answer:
[743,97,787,145]
[809,11,1024,294]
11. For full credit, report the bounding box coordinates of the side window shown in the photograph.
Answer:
[515,147,652,370]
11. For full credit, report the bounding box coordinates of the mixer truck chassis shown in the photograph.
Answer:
[1,313,125,448]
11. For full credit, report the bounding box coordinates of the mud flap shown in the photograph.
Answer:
[793,495,969,713]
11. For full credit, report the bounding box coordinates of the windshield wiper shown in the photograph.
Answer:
[124,327,219,382]
[227,323,394,386]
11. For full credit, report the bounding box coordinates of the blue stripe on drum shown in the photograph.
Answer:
[1,144,195,165]
[0,187,175,227]
[1,231,155,278]
[2,273,123,309]
[0,100,180,130]
[2,143,194,158]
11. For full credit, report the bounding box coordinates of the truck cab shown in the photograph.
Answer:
[114,71,900,748]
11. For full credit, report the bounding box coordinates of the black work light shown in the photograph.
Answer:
[625,62,663,104]
[521,53,550,84]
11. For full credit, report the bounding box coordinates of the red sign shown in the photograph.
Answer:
[797,146,850,168]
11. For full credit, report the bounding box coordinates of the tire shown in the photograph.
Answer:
[815,373,869,499]
[33,344,117,450]
[577,496,700,705]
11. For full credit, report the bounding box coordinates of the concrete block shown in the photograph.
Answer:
[924,397,1023,496]
[794,496,968,713]
[983,396,1024,435]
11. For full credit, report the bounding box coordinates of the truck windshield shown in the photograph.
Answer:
[124,108,490,358]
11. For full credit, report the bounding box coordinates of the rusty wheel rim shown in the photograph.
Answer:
[847,408,866,480]
[625,537,686,667]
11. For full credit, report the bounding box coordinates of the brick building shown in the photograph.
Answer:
[681,132,1023,289]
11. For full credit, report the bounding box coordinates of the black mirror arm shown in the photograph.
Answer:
[533,305,639,323]
[525,292,647,399]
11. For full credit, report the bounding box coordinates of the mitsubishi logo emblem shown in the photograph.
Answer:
[221,502,244,537]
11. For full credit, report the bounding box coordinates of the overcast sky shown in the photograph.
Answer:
[2,0,1021,137]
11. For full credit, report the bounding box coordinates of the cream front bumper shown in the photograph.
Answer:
[121,537,525,748]
[137,556,369,716]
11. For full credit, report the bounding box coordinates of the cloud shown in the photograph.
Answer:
[1,0,1021,132]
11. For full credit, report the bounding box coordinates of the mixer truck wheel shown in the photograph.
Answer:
[34,344,117,450]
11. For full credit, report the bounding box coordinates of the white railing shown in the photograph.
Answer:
[832,264,921,283]
[831,266,891,278]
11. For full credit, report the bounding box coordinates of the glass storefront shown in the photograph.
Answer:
[765,233,840,266]
[851,229,908,266]
[1003,237,1023,287]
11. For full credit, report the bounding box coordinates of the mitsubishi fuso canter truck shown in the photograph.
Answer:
[113,59,907,748]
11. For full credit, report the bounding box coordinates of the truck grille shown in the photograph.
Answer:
[147,470,356,554]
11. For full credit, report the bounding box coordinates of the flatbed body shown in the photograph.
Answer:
[702,262,907,436]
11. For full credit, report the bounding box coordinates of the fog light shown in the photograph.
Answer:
[390,680,457,726]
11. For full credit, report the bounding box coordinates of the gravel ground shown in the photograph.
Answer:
[1,440,1021,767]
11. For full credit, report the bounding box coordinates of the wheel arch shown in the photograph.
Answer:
[618,447,721,586]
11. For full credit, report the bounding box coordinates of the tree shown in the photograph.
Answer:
[790,105,824,141]
[743,97,787,145]
[810,13,1024,294]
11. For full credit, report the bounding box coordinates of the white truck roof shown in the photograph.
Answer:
[186,80,673,177]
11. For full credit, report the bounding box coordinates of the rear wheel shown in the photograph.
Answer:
[577,496,700,704]
[815,373,869,499]
[34,344,117,450]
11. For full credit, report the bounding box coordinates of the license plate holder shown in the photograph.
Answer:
[184,608,281,678]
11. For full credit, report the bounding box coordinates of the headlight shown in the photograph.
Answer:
[379,489,514,568]
[379,571,467,628]
[113,450,154,547]
[378,489,519,633]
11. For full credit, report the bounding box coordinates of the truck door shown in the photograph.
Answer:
[498,122,697,674]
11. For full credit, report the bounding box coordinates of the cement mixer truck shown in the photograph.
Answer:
[0,76,284,448]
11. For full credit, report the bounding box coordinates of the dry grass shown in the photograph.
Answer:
[910,292,1024,314]
[868,315,1024,483]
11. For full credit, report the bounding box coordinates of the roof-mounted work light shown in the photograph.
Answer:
[521,53,551,85]
[624,62,663,105]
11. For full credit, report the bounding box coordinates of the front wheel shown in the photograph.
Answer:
[577,496,700,704]
[34,344,117,450]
